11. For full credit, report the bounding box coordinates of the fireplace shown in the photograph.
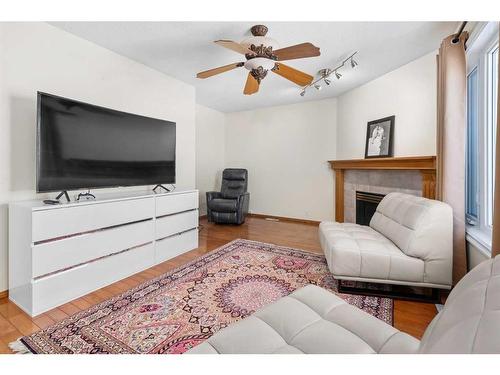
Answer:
[328,156,436,222]
[356,191,385,225]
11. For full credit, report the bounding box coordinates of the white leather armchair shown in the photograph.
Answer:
[319,192,453,289]
[188,256,500,354]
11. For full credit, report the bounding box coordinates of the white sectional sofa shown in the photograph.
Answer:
[319,192,453,289]
[188,255,500,354]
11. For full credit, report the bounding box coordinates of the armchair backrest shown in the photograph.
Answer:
[369,192,453,286]
[419,256,500,353]
[220,169,248,199]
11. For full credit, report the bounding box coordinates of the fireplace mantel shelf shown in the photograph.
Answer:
[328,156,437,222]
[328,156,436,171]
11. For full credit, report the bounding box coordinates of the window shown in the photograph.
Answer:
[466,68,479,223]
[486,44,498,227]
[466,22,499,251]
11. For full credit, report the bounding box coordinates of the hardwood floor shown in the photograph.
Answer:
[0,216,437,354]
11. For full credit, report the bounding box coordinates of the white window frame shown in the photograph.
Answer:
[466,22,499,253]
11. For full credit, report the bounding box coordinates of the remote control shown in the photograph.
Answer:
[43,199,61,205]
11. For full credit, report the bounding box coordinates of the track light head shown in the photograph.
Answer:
[303,52,357,95]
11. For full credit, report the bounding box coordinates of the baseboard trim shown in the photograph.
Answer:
[0,290,8,299]
[200,212,320,225]
[247,213,320,225]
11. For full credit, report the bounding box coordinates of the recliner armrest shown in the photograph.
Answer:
[237,192,249,200]
[236,193,250,225]
[206,191,222,201]
[237,192,250,213]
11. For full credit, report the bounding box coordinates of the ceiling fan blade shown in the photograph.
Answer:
[215,40,254,55]
[197,62,244,79]
[272,63,314,86]
[274,42,320,61]
[243,73,259,95]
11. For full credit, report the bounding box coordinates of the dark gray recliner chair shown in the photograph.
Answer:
[206,169,249,225]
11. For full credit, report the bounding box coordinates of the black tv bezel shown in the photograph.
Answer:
[36,91,176,193]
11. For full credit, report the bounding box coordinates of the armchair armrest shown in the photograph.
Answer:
[206,191,222,202]
[206,191,222,223]
[237,192,250,217]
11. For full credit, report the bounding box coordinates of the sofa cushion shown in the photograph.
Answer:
[419,256,500,353]
[187,285,419,354]
[207,198,238,213]
[368,193,452,286]
[319,221,424,283]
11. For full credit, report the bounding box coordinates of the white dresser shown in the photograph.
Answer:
[9,189,199,317]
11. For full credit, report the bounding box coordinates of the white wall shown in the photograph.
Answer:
[0,23,196,292]
[225,98,337,221]
[467,242,490,270]
[195,104,226,215]
[337,52,437,159]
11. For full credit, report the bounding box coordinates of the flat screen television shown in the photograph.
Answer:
[36,92,176,193]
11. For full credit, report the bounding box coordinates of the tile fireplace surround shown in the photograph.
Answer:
[344,170,421,223]
[328,156,437,222]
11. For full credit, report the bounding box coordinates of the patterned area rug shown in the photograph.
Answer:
[20,239,393,354]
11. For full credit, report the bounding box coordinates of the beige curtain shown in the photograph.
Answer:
[491,25,500,258]
[436,32,468,284]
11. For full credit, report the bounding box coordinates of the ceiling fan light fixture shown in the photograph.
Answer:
[244,57,276,71]
[241,36,280,51]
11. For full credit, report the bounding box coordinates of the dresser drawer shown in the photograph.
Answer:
[32,242,155,316]
[32,197,155,242]
[155,229,198,264]
[155,192,198,217]
[32,220,154,278]
[155,210,198,240]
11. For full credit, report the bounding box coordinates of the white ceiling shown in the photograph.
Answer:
[51,22,458,113]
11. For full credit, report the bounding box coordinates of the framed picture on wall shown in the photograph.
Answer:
[364,115,395,158]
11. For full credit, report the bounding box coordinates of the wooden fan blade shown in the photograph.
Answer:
[274,42,320,61]
[272,63,314,86]
[197,62,244,79]
[243,73,259,95]
[214,40,254,55]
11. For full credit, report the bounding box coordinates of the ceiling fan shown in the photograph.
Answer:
[196,25,320,95]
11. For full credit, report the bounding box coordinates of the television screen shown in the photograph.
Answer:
[36,92,176,192]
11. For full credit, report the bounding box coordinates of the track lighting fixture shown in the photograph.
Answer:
[299,51,358,97]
